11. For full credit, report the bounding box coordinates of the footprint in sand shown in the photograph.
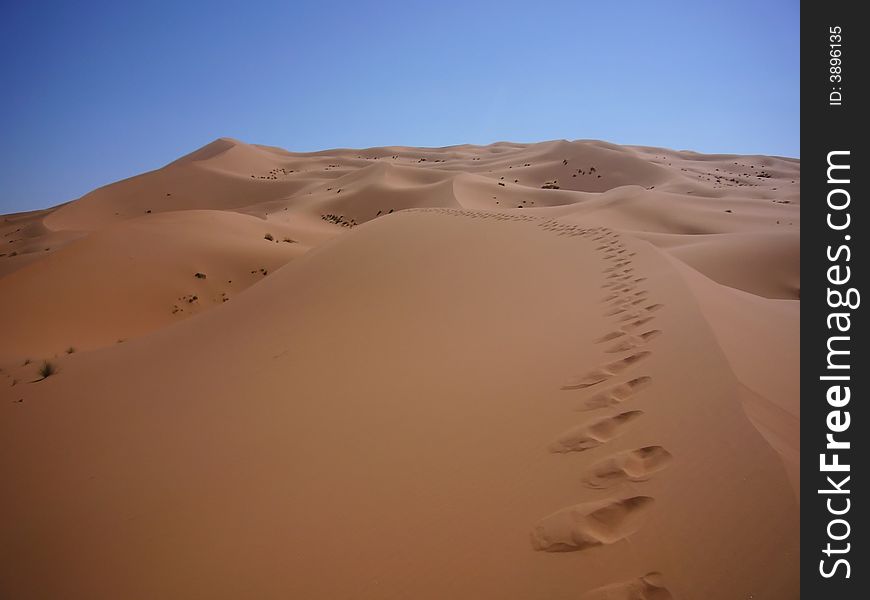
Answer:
[562,352,651,389]
[610,284,637,294]
[606,297,636,310]
[608,351,652,373]
[622,316,656,331]
[583,446,673,488]
[531,496,655,552]
[605,293,629,304]
[577,376,653,410]
[548,410,643,453]
[615,310,643,322]
[604,330,661,353]
[613,289,646,301]
[595,330,626,343]
[580,572,673,600]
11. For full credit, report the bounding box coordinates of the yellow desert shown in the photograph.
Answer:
[0,138,799,598]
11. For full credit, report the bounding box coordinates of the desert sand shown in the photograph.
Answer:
[0,138,799,599]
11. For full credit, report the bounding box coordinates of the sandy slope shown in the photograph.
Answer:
[0,138,799,599]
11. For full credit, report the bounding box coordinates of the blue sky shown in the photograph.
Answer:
[0,0,799,213]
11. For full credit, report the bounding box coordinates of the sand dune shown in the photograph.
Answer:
[0,138,799,599]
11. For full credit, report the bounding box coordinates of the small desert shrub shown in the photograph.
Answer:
[39,361,57,379]
[194,272,207,279]
[264,233,274,241]
[66,347,76,354]
[23,358,31,366]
